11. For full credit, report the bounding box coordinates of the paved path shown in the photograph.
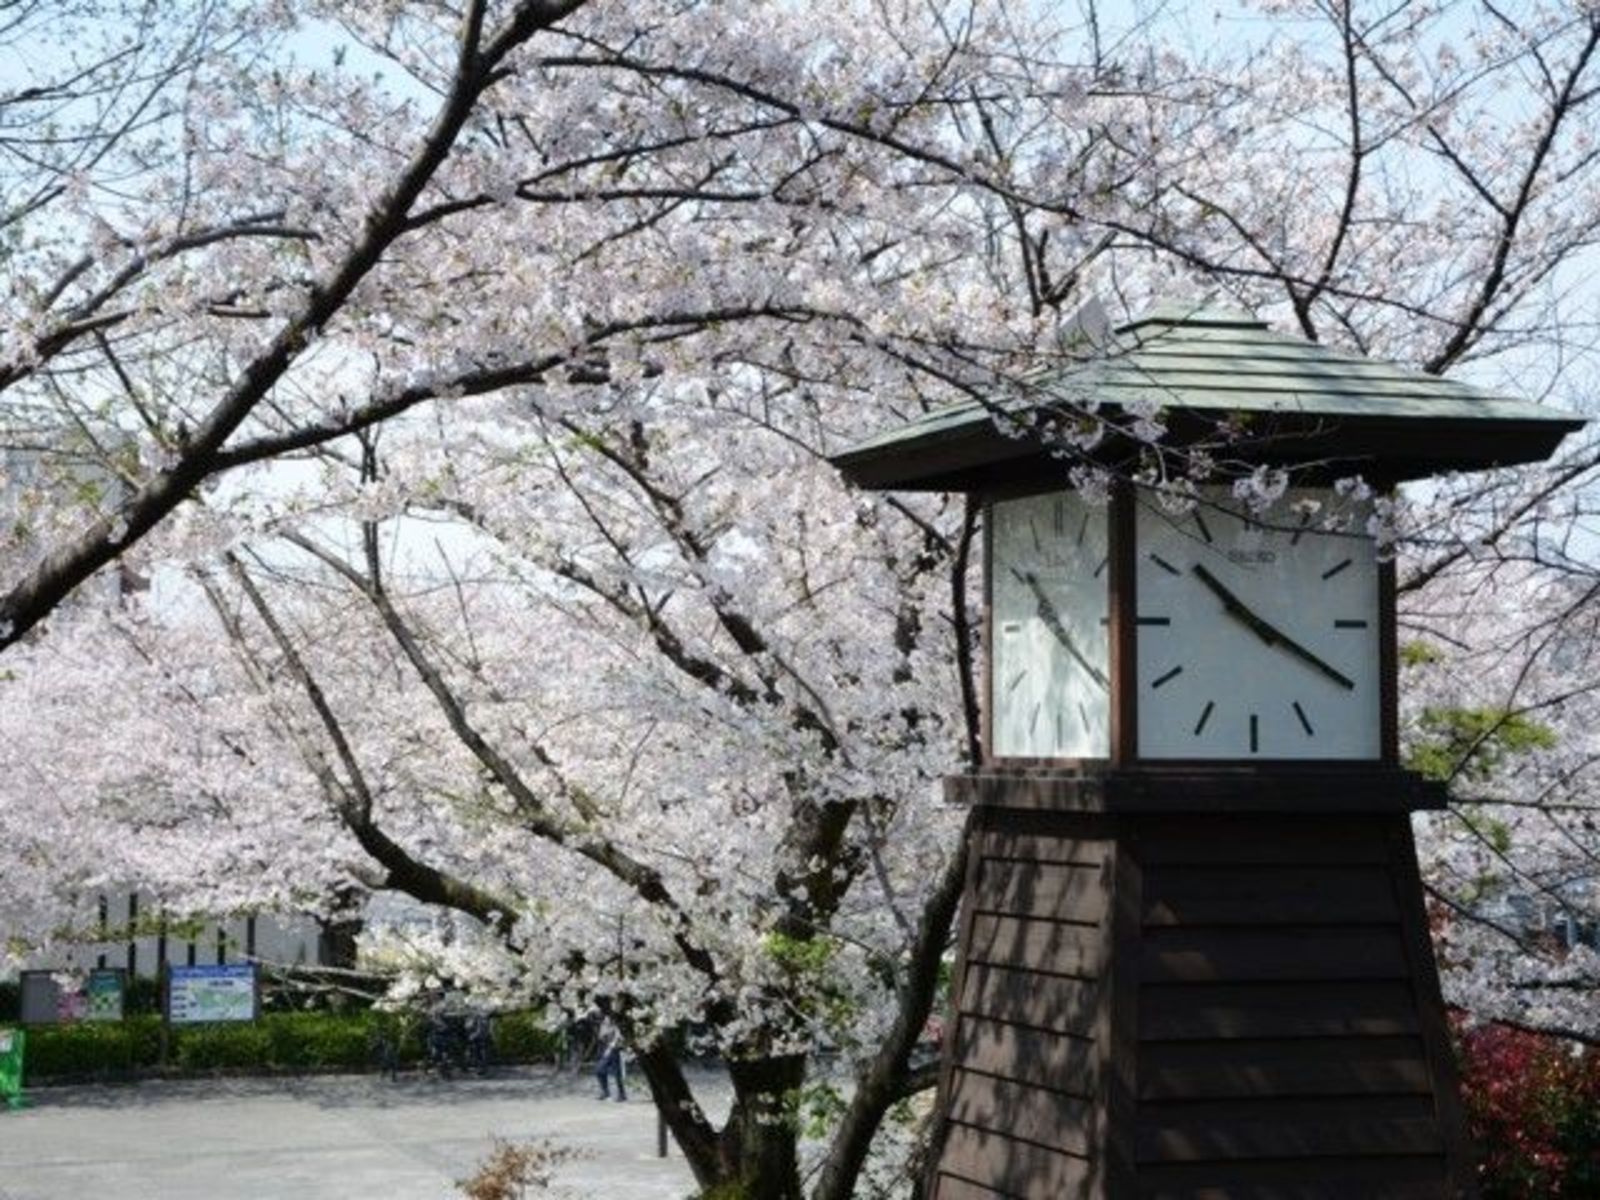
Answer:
[0,1067,726,1200]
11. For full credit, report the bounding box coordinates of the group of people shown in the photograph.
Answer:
[370,1000,494,1079]
[369,997,630,1097]
[425,1007,493,1076]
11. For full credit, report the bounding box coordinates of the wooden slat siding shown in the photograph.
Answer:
[1140,926,1410,984]
[1134,818,1394,865]
[970,914,1103,977]
[1136,1095,1442,1163]
[977,800,1118,842]
[1386,820,1481,1198]
[947,1068,1097,1156]
[927,808,1000,1200]
[939,1123,1093,1200]
[1139,980,1420,1040]
[974,859,1108,923]
[976,831,1110,867]
[1101,829,1143,1197]
[1142,865,1399,926]
[933,815,1116,1200]
[1136,1157,1450,1200]
[1139,1036,1433,1101]
[961,964,1099,1037]
[952,1015,1100,1095]
[933,1175,1021,1200]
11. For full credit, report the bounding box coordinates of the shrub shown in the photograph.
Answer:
[26,1015,164,1077]
[1457,1021,1600,1197]
[492,1011,560,1063]
[17,1009,554,1081]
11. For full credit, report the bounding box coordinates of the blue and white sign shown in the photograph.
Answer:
[168,964,257,1025]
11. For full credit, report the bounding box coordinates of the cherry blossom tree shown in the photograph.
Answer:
[6,2,1600,1197]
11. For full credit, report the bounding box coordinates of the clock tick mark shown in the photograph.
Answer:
[1249,713,1260,753]
[1193,701,1215,736]
[1151,665,1184,689]
[1334,618,1368,629]
[1078,702,1092,734]
[1076,511,1091,547]
[1291,512,1311,546]
[1029,519,1041,552]
[1136,616,1171,626]
[1030,702,1041,735]
[1322,558,1353,580]
[1293,701,1315,736]
[1094,555,1109,578]
[1193,509,1214,544]
[1006,669,1027,694]
[1149,553,1181,576]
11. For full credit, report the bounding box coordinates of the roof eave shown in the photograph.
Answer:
[830,410,1587,492]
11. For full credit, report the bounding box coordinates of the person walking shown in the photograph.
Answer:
[595,1018,626,1102]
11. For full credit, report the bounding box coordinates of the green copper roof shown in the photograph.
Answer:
[833,302,1585,490]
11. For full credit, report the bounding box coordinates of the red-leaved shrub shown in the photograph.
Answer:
[1456,1020,1600,1197]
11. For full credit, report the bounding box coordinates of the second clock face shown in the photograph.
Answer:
[1136,488,1380,759]
[990,491,1110,759]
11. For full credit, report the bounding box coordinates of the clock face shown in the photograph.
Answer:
[989,491,1110,758]
[1135,488,1380,760]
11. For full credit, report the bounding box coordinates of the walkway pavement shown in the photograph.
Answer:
[0,1066,726,1199]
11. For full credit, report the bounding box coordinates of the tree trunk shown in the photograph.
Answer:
[698,1055,806,1200]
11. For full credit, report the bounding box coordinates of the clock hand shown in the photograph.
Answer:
[1014,568,1109,690]
[1189,562,1355,691]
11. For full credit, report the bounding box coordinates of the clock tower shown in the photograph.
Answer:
[832,303,1584,1200]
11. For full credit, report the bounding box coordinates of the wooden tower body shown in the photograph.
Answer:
[928,773,1476,1199]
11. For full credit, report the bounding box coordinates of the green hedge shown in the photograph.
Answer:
[18,1010,559,1082]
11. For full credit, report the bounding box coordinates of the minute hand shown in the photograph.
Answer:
[1014,568,1110,690]
[1190,562,1355,691]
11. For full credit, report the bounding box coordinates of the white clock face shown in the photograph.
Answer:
[1135,488,1380,760]
[989,491,1110,758]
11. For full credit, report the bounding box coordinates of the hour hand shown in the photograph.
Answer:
[1189,562,1355,691]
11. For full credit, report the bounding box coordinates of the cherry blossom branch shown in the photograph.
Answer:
[1425,12,1600,372]
[208,558,520,934]
[0,214,322,393]
[208,303,836,473]
[278,527,726,987]
[0,0,588,654]
[534,51,1090,218]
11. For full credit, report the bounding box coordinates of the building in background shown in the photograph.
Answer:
[6,891,327,981]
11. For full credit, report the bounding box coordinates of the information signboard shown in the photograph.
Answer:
[167,964,257,1025]
[84,969,125,1022]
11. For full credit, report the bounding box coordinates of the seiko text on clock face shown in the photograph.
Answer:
[1135,488,1380,760]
